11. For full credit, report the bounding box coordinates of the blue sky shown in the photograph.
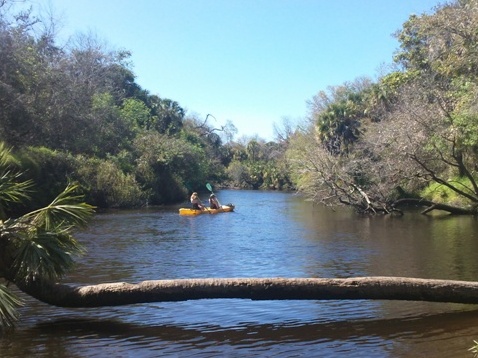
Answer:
[39,0,443,141]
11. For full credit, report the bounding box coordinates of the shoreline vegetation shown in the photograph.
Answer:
[0,0,477,216]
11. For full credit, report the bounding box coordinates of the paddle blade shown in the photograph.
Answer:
[206,183,213,192]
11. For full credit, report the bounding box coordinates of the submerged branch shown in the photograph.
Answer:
[393,198,476,215]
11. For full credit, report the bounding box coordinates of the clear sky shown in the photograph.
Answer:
[36,0,443,141]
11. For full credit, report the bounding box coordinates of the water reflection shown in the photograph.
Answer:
[4,307,478,358]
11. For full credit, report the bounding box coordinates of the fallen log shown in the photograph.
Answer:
[13,276,478,307]
[393,198,475,215]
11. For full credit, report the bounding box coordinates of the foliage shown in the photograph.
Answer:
[15,147,77,210]
[395,1,478,80]
[152,97,185,135]
[0,143,33,219]
[17,147,146,209]
[421,176,477,206]
[309,78,381,155]
[225,137,292,190]
[74,156,145,208]
[469,340,478,358]
[0,284,22,329]
[315,93,363,154]
[133,132,210,202]
[0,143,94,329]
[90,93,133,155]
[120,98,154,132]
[288,0,478,214]
[0,0,298,210]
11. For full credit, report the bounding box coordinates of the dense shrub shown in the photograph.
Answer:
[74,156,145,208]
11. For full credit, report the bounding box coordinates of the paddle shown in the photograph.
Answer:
[206,182,214,194]
[199,196,210,213]
[200,201,211,214]
[206,183,222,208]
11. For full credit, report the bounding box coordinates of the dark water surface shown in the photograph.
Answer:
[2,190,478,357]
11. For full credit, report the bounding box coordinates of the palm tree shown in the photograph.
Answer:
[0,143,94,329]
[316,95,362,155]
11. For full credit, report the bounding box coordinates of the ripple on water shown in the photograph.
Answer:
[5,191,478,357]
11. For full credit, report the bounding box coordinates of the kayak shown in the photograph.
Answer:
[179,204,235,216]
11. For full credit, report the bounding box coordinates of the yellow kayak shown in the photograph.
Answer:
[179,204,235,216]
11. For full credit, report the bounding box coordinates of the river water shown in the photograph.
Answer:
[2,190,478,357]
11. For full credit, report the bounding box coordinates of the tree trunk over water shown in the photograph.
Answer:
[13,277,478,307]
[393,198,476,215]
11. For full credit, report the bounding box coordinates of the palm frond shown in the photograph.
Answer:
[6,183,93,283]
[12,230,85,282]
[0,171,32,204]
[23,183,95,231]
[0,143,31,206]
[0,142,19,169]
[0,152,32,220]
[0,283,23,329]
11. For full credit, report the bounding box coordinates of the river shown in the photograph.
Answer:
[2,190,478,357]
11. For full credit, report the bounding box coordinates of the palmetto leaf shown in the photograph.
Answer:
[0,144,33,220]
[0,145,94,329]
[0,143,31,205]
[0,284,23,329]
[0,144,96,329]
[12,230,85,282]
[23,183,95,231]
[0,142,17,168]
[0,171,32,205]
[9,184,93,283]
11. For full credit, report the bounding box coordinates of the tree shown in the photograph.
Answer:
[0,144,94,328]
[289,1,478,215]
[120,97,153,132]
[286,128,381,212]
[378,80,478,209]
[310,79,372,155]
[10,276,478,322]
[273,117,295,145]
[394,0,478,80]
[132,132,211,203]
[383,0,478,211]
[0,2,49,147]
[0,0,147,155]
[151,97,184,135]
[289,77,478,215]
[89,92,134,156]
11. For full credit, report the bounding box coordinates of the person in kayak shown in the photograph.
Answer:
[209,194,221,209]
[190,192,204,210]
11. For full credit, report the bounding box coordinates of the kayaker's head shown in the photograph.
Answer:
[210,194,215,198]
[192,192,198,197]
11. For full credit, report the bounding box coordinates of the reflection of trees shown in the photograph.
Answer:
[11,308,478,354]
